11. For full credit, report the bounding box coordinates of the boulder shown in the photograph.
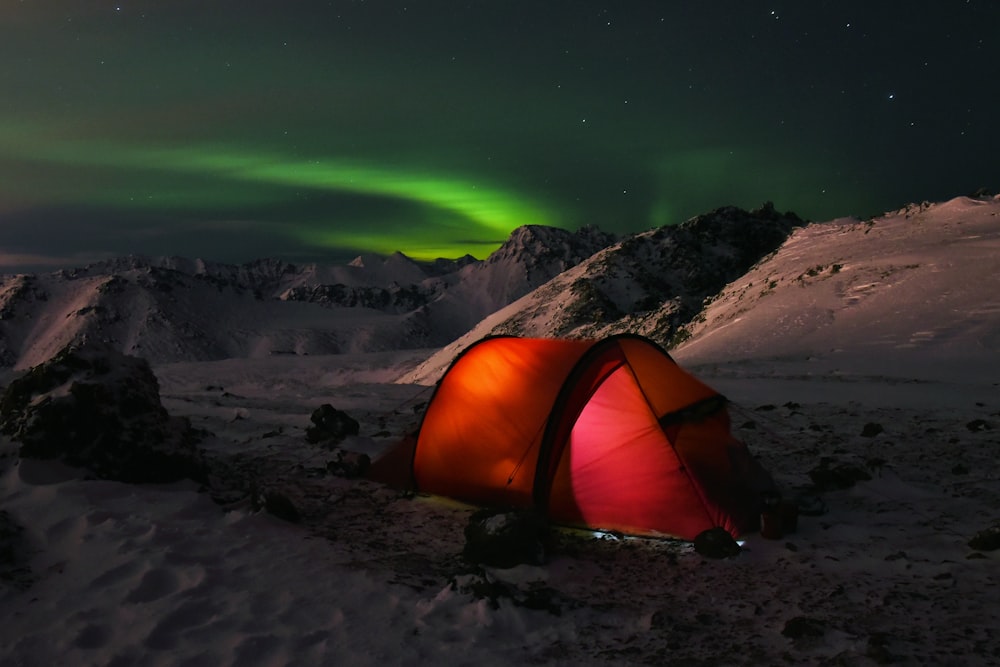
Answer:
[0,342,206,484]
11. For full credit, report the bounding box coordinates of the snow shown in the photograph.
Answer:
[2,196,1000,664]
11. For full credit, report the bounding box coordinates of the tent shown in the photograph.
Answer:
[371,334,773,539]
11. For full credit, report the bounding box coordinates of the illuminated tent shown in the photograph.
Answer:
[371,334,773,539]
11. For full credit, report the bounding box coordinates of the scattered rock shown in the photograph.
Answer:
[259,490,301,523]
[867,632,898,664]
[807,458,872,492]
[0,342,206,484]
[781,616,827,639]
[451,571,562,615]
[795,493,827,516]
[693,527,741,559]
[306,404,360,445]
[0,510,33,590]
[860,422,884,437]
[968,525,1000,552]
[326,449,371,478]
[462,508,548,568]
[966,419,992,432]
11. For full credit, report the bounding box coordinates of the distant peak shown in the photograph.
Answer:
[386,251,415,264]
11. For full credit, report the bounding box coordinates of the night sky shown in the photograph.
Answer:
[2,1,998,271]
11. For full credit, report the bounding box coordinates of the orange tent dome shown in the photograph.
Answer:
[375,334,773,540]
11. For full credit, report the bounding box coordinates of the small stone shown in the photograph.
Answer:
[263,491,300,523]
[462,509,548,568]
[968,525,1000,552]
[966,419,992,432]
[781,616,826,639]
[693,527,741,559]
[860,422,883,437]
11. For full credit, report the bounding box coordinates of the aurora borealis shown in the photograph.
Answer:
[2,1,998,271]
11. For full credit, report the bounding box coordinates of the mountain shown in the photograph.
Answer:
[398,224,618,346]
[399,203,801,384]
[5,195,997,381]
[0,226,611,370]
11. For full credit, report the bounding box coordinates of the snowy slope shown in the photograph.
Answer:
[0,266,406,370]
[400,203,800,384]
[672,195,1000,379]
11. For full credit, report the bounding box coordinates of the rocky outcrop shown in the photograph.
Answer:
[0,342,206,483]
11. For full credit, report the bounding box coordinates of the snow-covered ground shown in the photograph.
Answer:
[2,343,998,665]
[2,197,1000,665]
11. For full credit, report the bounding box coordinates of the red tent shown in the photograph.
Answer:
[370,334,772,539]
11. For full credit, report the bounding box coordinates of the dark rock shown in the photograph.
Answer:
[968,525,1000,552]
[452,570,562,615]
[782,616,827,639]
[860,422,884,437]
[808,459,872,491]
[966,419,992,432]
[326,450,371,478]
[0,342,206,484]
[261,490,301,523]
[795,493,827,516]
[867,632,897,664]
[0,510,33,590]
[306,404,360,445]
[463,508,548,568]
[693,527,741,559]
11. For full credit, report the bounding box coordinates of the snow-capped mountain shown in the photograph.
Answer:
[398,224,618,345]
[5,195,998,382]
[399,202,801,383]
[0,225,611,370]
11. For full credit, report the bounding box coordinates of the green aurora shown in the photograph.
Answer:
[1,1,997,269]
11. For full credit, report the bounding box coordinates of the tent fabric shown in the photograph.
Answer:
[382,334,772,540]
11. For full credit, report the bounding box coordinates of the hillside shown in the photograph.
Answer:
[672,195,1000,379]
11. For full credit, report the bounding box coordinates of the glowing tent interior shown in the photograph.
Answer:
[371,334,774,539]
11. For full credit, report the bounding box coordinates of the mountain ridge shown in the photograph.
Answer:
[4,195,998,380]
